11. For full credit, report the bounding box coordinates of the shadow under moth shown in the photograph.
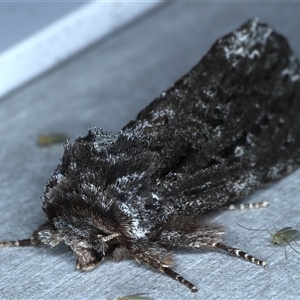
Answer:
[1,19,300,293]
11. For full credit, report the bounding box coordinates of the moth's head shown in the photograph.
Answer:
[39,127,155,270]
[38,199,131,271]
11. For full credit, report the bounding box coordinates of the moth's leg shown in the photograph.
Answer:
[127,240,198,293]
[214,243,267,268]
[0,231,41,247]
[222,201,269,210]
[162,266,198,293]
[0,222,60,248]
[151,215,267,268]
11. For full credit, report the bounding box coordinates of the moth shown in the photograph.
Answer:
[236,223,300,259]
[1,19,300,293]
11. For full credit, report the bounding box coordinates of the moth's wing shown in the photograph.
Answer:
[122,20,300,215]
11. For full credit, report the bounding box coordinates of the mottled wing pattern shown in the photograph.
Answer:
[122,19,300,218]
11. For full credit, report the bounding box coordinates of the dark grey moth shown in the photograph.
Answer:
[1,19,300,292]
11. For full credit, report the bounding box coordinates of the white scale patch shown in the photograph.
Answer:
[151,193,160,200]
[223,18,272,66]
[202,89,216,98]
[116,172,146,186]
[232,174,257,194]
[151,109,175,123]
[44,173,65,203]
[119,202,148,238]
[81,183,99,194]
[282,54,300,82]
[90,127,118,153]
[234,146,245,157]
[54,173,64,183]
[122,121,153,140]
[70,162,77,170]
[114,172,146,195]
[268,164,285,179]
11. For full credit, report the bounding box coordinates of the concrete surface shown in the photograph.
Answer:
[0,2,84,52]
[0,3,300,300]
[0,2,160,98]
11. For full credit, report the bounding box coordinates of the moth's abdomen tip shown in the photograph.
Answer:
[191,286,198,293]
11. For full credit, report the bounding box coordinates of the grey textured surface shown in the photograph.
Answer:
[1,3,300,300]
[0,2,84,52]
